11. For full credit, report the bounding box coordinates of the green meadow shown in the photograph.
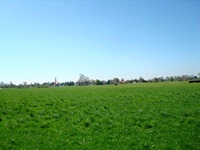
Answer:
[0,82,199,149]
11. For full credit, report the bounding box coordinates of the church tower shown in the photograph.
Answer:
[55,77,57,84]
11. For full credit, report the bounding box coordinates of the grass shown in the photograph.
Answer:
[0,82,200,149]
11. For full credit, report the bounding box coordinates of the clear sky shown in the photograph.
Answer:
[0,0,199,84]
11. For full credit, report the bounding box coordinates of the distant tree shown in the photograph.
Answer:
[23,82,27,87]
[95,79,102,85]
[60,82,65,86]
[152,77,158,82]
[90,79,95,85]
[139,77,145,83]
[174,76,182,81]
[64,82,68,86]
[182,75,189,81]
[30,83,34,87]
[42,82,50,88]
[10,81,13,87]
[34,82,40,87]
[49,82,55,86]
[193,76,198,80]
[0,81,4,88]
[112,78,119,84]
[165,76,175,82]
[158,77,164,82]
[170,76,174,81]
[76,74,90,86]
[9,81,16,88]
[69,81,74,86]
[106,79,112,84]
[165,76,170,81]
[188,75,195,80]
[18,84,23,88]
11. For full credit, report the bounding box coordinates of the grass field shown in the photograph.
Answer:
[0,82,200,149]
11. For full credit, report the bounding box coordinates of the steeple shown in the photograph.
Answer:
[55,77,57,84]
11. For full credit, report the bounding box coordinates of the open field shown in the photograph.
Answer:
[0,82,200,149]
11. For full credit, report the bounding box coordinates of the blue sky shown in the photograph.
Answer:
[0,0,199,84]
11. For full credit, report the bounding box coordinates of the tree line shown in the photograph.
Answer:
[0,81,75,89]
[75,74,200,86]
[1,73,199,89]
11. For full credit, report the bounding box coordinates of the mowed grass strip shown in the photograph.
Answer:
[0,82,200,149]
